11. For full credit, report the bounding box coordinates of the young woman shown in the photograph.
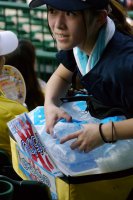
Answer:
[29,0,133,153]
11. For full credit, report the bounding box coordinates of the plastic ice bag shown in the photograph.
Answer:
[40,119,106,175]
[28,104,133,176]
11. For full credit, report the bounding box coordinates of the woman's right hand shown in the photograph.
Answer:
[45,104,72,135]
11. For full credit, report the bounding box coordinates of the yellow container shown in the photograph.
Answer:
[10,137,133,200]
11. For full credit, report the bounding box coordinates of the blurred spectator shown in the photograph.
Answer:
[126,0,133,10]
[0,31,28,159]
[119,0,133,10]
[5,39,45,111]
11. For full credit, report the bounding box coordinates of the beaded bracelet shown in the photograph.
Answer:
[99,122,117,143]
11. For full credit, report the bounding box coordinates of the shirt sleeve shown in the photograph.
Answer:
[56,50,77,72]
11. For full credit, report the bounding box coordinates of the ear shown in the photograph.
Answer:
[97,10,108,27]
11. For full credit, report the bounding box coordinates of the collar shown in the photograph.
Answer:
[73,17,115,75]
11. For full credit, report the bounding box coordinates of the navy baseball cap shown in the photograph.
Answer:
[29,0,109,11]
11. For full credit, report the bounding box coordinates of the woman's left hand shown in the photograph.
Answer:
[60,123,104,152]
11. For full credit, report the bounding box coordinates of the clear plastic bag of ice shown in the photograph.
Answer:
[40,119,105,173]
[29,104,133,175]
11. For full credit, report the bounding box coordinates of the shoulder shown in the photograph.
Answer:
[56,50,77,72]
[101,30,133,65]
[56,49,74,58]
[0,96,28,120]
[113,31,133,66]
[95,31,133,80]
[110,30,133,50]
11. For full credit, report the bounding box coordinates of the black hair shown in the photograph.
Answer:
[5,39,45,111]
[109,0,133,35]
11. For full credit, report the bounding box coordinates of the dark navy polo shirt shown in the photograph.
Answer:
[56,31,133,118]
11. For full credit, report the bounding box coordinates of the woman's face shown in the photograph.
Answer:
[47,7,87,50]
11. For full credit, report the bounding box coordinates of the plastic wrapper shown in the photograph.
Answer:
[28,101,133,176]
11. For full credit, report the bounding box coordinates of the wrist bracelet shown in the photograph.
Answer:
[99,122,117,143]
[111,121,117,143]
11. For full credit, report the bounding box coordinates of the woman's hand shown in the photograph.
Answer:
[60,123,104,152]
[45,104,72,135]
